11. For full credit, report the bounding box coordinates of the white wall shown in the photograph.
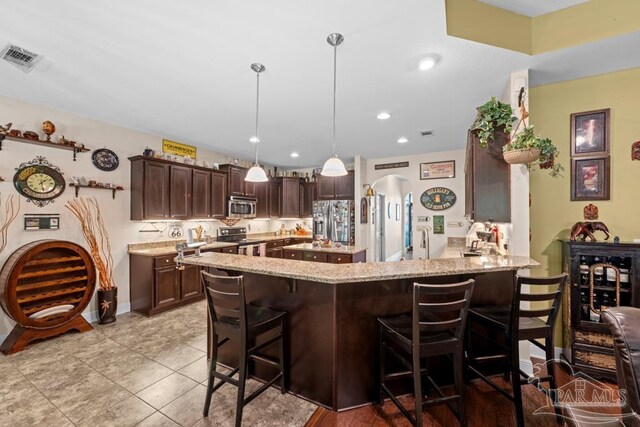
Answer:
[0,95,306,339]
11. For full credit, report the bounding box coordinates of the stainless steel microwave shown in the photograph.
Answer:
[227,196,256,218]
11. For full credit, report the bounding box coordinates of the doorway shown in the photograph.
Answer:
[404,193,413,256]
[375,193,385,262]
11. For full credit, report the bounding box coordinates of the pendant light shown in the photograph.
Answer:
[321,33,348,177]
[245,63,269,182]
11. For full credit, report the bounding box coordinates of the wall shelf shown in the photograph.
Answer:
[0,134,89,161]
[69,183,123,199]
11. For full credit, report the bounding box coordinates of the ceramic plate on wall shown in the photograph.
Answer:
[92,148,119,171]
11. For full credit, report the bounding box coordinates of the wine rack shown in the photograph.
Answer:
[0,240,96,354]
[562,241,640,380]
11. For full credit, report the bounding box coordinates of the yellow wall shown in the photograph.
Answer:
[530,68,640,345]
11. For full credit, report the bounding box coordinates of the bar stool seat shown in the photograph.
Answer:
[470,305,551,339]
[378,279,475,427]
[201,270,287,427]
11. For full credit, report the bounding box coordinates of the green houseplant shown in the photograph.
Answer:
[503,125,564,177]
[471,96,517,148]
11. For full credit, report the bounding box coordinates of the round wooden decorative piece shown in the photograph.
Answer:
[0,240,96,329]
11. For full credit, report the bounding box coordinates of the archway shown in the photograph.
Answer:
[371,174,412,262]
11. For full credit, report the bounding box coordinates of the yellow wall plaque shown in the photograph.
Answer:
[162,139,197,158]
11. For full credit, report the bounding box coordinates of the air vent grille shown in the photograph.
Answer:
[420,130,434,137]
[1,44,42,73]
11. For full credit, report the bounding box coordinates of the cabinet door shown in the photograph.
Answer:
[229,167,245,196]
[334,172,354,200]
[302,251,328,263]
[255,182,270,218]
[192,170,212,218]
[317,176,335,200]
[154,266,180,309]
[283,250,302,260]
[266,248,283,258]
[269,181,281,217]
[328,253,352,264]
[302,183,317,217]
[244,180,256,198]
[169,166,192,219]
[211,172,227,218]
[298,182,305,218]
[143,162,170,219]
[281,178,300,218]
[181,264,202,299]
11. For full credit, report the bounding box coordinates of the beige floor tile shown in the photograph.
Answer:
[159,384,211,427]
[136,411,180,427]
[186,334,208,352]
[105,357,174,394]
[76,395,155,427]
[152,345,206,371]
[178,356,210,383]
[45,371,132,424]
[0,378,73,426]
[136,372,198,409]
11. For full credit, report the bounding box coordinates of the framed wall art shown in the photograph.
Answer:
[570,108,610,157]
[360,197,369,224]
[420,160,455,180]
[571,156,610,201]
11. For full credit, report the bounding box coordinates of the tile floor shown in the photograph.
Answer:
[0,301,317,426]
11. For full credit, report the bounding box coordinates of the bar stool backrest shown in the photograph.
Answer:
[412,280,475,348]
[511,274,568,327]
[201,270,247,336]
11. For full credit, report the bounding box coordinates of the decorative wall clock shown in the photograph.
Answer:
[13,157,65,207]
[92,148,119,171]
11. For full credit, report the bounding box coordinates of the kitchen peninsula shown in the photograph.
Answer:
[179,252,539,410]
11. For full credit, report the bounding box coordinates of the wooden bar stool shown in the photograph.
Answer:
[466,273,567,427]
[378,279,475,427]
[201,270,287,427]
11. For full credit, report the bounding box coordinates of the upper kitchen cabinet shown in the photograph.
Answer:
[464,130,510,222]
[129,156,226,221]
[220,165,256,198]
[255,181,270,218]
[269,180,281,217]
[317,171,354,200]
[192,169,228,219]
[279,177,302,218]
[302,182,316,217]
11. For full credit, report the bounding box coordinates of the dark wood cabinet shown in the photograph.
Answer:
[562,241,640,380]
[280,177,301,218]
[464,130,510,222]
[153,266,181,311]
[220,165,256,198]
[244,180,256,198]
[255,182,270,218]
[130,156,227,221]
[317,172,354,200]
[282,248,365,263]
[266,247,283,258]
[302,182,316,217]
[181,264,202,299]
[269,181,281,217]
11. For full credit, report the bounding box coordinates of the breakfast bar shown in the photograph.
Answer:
[179,252,539,411]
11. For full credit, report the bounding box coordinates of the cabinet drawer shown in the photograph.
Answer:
[328,253,351,264]
[574,348,616,371]
[266,240,283,249]
[283,250,302,260]
[283,238,294,246]
[574,330,613,348]
[220,246,238,254]
[302,251,328,263]
[154,255,176,268]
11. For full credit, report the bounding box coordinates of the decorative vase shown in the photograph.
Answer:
[503,148,541,165]
[98,287,117,324]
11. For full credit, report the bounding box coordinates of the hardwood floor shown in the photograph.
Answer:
[305,361,622,427]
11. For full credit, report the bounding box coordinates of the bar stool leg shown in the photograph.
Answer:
[378,327,386,406]
[544,333,562,422]
[235,340,248,427]
[412,350,423,427]
[510,334,525,427]
[454,346,468,427]
[279,320,287,394]
[203,333,218,417]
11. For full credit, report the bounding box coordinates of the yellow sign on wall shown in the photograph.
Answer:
[162,139,197,158]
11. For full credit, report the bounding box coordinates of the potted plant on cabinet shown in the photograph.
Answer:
[502,125,564,177]
[66,197,117,324]
[471,96,517,148]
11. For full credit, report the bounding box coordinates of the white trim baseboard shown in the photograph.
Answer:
[530,345,563,361]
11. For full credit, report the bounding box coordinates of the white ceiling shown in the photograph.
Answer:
[479,0,589,17]
[0,0,634,168]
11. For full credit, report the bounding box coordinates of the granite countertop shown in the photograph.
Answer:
[282,243,366,254]
[128,240,238,256]
[247,233,313,242]
[178,252,540,284]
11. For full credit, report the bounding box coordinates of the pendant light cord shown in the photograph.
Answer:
[254,71,260,165]
[332,43,337,156]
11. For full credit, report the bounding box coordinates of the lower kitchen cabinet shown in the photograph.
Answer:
[282,248,365,263]
[130,247,236,316]
[303,251,328,262]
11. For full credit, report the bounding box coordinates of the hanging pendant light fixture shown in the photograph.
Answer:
[321,33,348,177]
[245,63,269,182]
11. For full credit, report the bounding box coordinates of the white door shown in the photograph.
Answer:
[375,194,385,261]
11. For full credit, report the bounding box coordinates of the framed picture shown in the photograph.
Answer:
[360,197,368,224]
[571,156,610,201]
[571,108,610,157]
[420,160,455,180]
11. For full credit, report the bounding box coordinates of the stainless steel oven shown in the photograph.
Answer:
[227,196,257,218]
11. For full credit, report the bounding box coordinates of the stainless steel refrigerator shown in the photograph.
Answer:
[312,200,355,245]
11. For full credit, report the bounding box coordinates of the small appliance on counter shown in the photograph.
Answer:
[465,222,503,255]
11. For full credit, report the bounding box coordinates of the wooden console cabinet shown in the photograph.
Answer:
[562,240,640,380]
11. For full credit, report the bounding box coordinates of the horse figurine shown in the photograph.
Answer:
[570,221,611,241]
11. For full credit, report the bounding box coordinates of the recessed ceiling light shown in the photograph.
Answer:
[418,55,438,71]
[377,112,391,120]
[290,152,299,158]
[397,137,408,144]
[249,136,259,143]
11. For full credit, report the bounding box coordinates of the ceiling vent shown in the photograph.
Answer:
[1,44,42,73]
[420,130,434,137]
